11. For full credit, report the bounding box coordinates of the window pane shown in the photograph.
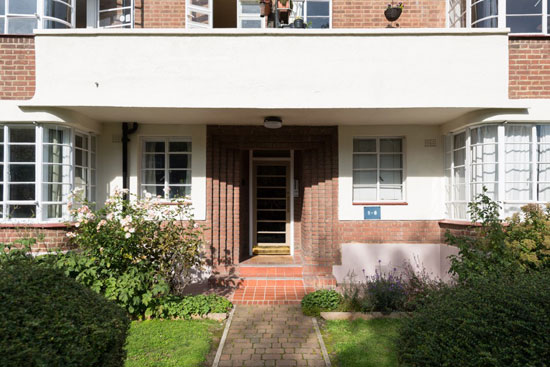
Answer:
[169,141,191,152]
[539,184,550,202]
[99,8,132,27]
[142,185,165,197]
[43,165,71,183]
[307,16,330,28]
[190,0,209,8]
[380,170,402,185]
[242,19,261,28]
[454,132,466,149]
[142,170,165,185]
[538,164,550,182]
[0,18,4,33]
[144,154,165,169]
[75,167,88,186]
[169,170,191,185]
[9,165,35,182]
[505,164,530,183]
[7,18,37,34]
[353,171,376,185]
[505,182,531,201]
[353,187,376,201]
[353,139,376,153]
[8,205,36,218]
[307,1,329,16]
[169,186,191,198]
[507,16,543,33]
[45,204,64,219]
[380,139,402,153]
[353,155,376,169]
[43,184,70,201]
[472,183,497,199]
[9,146,35,162]
[453,149,465,166]
[380,155,402,169]
[0,1,4,15]
[380,186,402,200]
[44,127,69,144]
[9,184,35,200]
[43,145,70,164]
[44,0,71,23]
[169,154,190,169]
[145,142,165,153]
[242,4,260,13]
[10,127,35,143]
[507,0,541,14]
[471,125,497,144]
[75,149,88,166]
[9,0,37,14]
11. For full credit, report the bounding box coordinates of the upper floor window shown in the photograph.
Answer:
[448,0,550,34]
[141,138,192,200]
[0,0,75,34]
[352,137,404,203]
[445,124,550,220]
[0,124,95,222]
[98,0,133,28]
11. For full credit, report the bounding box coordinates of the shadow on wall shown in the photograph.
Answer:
[332,243,459,283]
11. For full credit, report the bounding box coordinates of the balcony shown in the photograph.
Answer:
[25,28,517,125]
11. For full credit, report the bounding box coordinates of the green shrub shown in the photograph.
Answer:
[150,294,233,319]
[397,271,550,367]
[301,290,342,316]
[364,267,407,314]
[0,258,130,367]
[54,189,205,317]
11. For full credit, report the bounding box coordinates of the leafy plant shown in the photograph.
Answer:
[301,289,343,316]
[149,294,233,319]
[397,271,550,367]
[0,256,130,367]
[363,266,407,314]
[54,188,206,317]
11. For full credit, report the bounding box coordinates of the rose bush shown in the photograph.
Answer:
[56,188,205,317]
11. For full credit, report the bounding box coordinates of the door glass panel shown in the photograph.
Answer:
[257,222,286,232]
[257,199,286,209]
[257,210,286,221]
[257,233,286,243]
[190,11,210,25]
[257,166,286,175]
[257,188,286,198]
[257,176,286,187]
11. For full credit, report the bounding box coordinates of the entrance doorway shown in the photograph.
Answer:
[251,152,292,255]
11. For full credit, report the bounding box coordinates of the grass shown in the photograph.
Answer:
[321,318,402,367]
[125,319,223,367]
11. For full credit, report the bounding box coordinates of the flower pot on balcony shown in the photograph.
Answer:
[384,6,402,22]
[294,17,305,28]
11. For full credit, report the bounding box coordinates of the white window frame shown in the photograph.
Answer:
[0,124,95,223]
[140,137,192,200]
[447,0,549,34]
[352,137,406,203]
[237,0,266,29]
[0,0,75,34]
[445,123,550,220]
[303,0,331,29]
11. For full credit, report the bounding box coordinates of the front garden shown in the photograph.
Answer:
[306,190,550,367]
[0,189,232,367]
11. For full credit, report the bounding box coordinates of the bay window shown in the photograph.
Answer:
[448,0,550,34]
[445,124,550,220]
[352,137,404,203]
[0,0,75,34]
[0,124,95,222]
[141,138,192,200]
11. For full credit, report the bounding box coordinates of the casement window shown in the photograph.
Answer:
[0,0,75,34]
[0,125,95,222]
[448,0,550,34]
[141,138,192,199]
[238,0,265,28]
[445,124,550,220]
[304,0,330,28]
[352,138,404,203]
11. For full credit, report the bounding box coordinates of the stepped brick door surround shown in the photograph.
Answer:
[206,126,339,280]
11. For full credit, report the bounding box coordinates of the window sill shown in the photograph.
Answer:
[438,219,481,227]
[353,202,408,206]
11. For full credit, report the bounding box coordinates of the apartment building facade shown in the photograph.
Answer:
[1,0,549,287]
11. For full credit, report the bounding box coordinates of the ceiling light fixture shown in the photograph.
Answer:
[264,116,283,129]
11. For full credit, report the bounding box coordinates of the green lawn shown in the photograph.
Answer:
[321,318,402,367]
[125,319,223,367]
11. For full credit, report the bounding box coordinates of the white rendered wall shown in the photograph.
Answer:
[31,29,510,111]
[97,123,207,220]
[339,125,445,220]
[333,243,459,283]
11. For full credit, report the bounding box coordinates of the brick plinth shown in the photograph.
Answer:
[0,224,71,252]
[0,36,35,100]
[509,38,550,99]
[339,220,444,244]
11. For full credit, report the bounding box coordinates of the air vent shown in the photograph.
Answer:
[424,138,437,148]
[112,135,122,143]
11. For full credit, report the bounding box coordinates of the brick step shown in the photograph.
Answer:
[230,285,315,305]
[238,265,303,278]
[239,278,304,287]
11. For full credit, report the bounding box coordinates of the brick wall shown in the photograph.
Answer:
[0,36,35,100]
[135,0,186,28]
[332,0,446,28]
[0,225,71,252]
[509,38,550,99]
[339,220,444,244]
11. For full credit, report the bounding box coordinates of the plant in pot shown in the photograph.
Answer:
[385,2,404,22]
[294,16,305,28]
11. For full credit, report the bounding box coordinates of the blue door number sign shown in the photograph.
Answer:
[364,206,381,220]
